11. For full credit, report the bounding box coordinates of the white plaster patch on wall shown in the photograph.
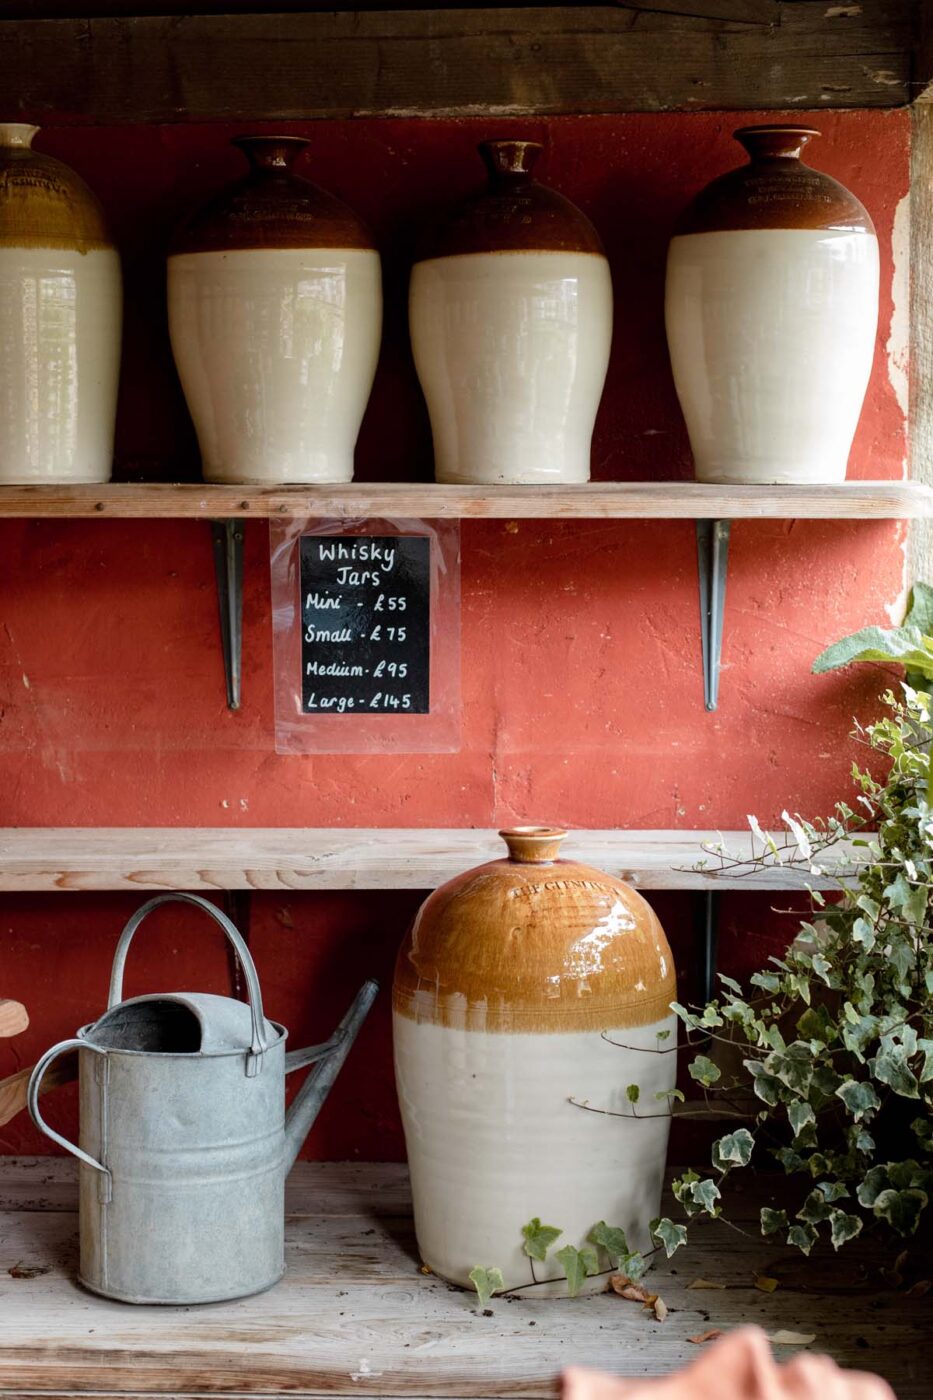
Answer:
[887,192,910,431]
[884,523,909,624]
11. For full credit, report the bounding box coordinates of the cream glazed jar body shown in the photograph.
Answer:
[664,126,879,486]
[0,124,122,484]
[409,141,613,486]
[168,136,382,486]
[393,828,677,1297]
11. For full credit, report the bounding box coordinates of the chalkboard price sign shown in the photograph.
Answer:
[299,534,431,715]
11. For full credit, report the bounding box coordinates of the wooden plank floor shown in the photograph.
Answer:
[0,1159,927,1399]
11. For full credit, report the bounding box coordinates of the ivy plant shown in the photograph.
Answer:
[649,586,933,1258]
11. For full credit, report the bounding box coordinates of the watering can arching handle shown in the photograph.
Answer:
[27,1038,113,1201]
[108,893,268,1076]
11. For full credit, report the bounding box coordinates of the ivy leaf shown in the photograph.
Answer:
[872,1188,929,1236]
[786,1223,818,1255]
[626,1083,641,1105]
[588,1221,628,1265]
[761,1207,788,1236]
[836,1079,881,1121]
[873,1050,920,1100]
[468,1266,505,1308]
[829,1211,863,1250]
[651,1217,688,1258]
[712,1128,754,1169]
[798,1190,832,1225]
[556,1245,597,1297]
[787,1101,816,1137]
[620,1251,649,1282]
[521,1218,562,1262]
[688,1055,721,1087]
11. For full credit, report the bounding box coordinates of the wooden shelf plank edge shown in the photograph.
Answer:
[0,827,871,892]
[0,481,929,521]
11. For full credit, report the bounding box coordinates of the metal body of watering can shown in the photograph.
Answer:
[27,892,378,1305]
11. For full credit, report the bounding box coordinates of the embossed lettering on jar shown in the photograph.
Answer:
[393,828,677,1296]
[0,124,122,484]
[665,126,879,486]
[409,142,613,485]
[168,136,382,485]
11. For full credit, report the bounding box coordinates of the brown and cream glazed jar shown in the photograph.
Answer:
[665,126,879,485]
[393,828,676,1296]
[0,124,121,484]
[409,141,613,485]
[168,136,382,484]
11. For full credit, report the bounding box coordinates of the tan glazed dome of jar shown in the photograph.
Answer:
[393,827,675,1034]
[0,123,113,251]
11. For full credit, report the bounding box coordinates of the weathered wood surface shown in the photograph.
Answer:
[0,3,915,122]
[0,827,870,892]
[0,481,928,521]
[0,1159,927,1398]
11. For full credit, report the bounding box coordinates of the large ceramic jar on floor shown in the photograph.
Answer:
[409,141,613,485]
[393,828,677,1296]
[168,136,382,485]
[0,124,121,484]
[665,126,879,485]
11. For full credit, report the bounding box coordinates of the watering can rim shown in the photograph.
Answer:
[76,1009,289,1060]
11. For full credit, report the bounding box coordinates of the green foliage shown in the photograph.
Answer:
[650,1217,687,1258]
[521,1218,562,1262]
[555,1244,598,1297]
[468,1266,504,1308]
[665,603,933,1257]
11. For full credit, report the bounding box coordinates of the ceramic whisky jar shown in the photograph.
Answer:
[393,827,677,1296]
[409,141,613,486]
[665,125,879,485]
[168,136,382,485]
[0,124,122,484]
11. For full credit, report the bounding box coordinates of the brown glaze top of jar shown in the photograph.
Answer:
[0,124,113,252]
[170,135,377,255]
[393,827,676,1034]
[675,126,875,237]
[415,140,606,262]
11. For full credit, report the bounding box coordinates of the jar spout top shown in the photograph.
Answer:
[734,125,820,162]
[479,139,543,184]
[232,134,309,172]
[499,826,567,864]
[0,123,39,149]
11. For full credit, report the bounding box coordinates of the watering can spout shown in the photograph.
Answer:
[283,979,379,1174]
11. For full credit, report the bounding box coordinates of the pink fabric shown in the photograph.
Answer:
[562,1327,895,1400]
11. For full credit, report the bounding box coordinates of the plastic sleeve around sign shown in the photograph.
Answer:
[270,516,461,755]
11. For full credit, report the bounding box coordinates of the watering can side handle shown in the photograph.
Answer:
[27,1039,113,1196]
[107,893,268,1075]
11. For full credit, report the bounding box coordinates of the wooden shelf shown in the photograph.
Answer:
[0,827,868,892]
[0,1159,925,1399]
[0,480,929,521]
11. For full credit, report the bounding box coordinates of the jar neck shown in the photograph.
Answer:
[232,135,308,174]
[734,125,820,163]
[499,827,567,864]
[0,123,39,150]
[479,139,543,190]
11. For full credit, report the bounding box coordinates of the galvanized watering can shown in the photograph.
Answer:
[28,892,378,1305]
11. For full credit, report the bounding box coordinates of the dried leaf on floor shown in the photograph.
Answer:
[609,1273,667,1321]
[754,1274,779,1293]
[905,1279,932,1297]
[687,1278,726,1290]
[8,1264,50,1279]
[769,1330,815,1346]
[687,1329,724,1345]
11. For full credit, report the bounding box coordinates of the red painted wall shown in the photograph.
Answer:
[0,111,910,1158]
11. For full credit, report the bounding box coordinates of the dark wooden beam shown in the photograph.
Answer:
[0,3,913,123]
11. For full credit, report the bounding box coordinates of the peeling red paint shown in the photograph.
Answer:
[0,111,910,1158]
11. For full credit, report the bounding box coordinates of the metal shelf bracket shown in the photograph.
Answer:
[211,519,244,711]
[695,518,731,712]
